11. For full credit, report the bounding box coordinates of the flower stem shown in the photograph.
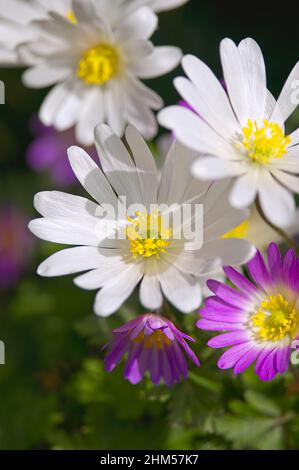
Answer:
[256,199,299,254]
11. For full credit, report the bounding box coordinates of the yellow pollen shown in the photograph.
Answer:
[133,330,171,349]
[251,294,299,341]
[222,220,249,239]
[238,118,290,164]
[66,10,77,24]
[126,211,172,259]
[77,44,119,86]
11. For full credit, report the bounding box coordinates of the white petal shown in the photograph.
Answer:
[39,78,79,127]
[258,170,296,228]
[104,80,126,136]
[139,260,163,310]
[116,6,158,41]
[124,73,163,109]
[94,124,143,205]
[271,62,299,123]
[133,46,182,79]
[179,55,240,138]
[158,262,202,313]
[94,263,144,316]
[125,125,158,207]
[192,156,245,181]
[220,38,249,126]
[158,140,209,205]
[203,208,250,240]
[76,87,104,146]
[67,146,118,208]
[229,170,259,208]
[200,238,256,266]
[238,38,267,121]
[29,217,103,246]
[74,258,128,290]
[33,191,99,218]
[125,94,158,139]
[22,64,71,88]
[150,0,188,12]
[37,246,118,277]
[158,106,236,159]
[271,170,299,194]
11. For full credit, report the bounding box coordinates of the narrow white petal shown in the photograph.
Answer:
[94,124,143,205]
[220,38,249,126]
[271,62,299,123]
[133,46,182,79]
[94,263,144,317]
[67,145,118,208]
[238,38,267,121]
[258,170,296,228]
[37,246,118,277]
[271,170,299,194]
[200,238,256,266]
[139,260,163,310]
[158,262,202,313]
[229,170,259,208]
[192,157,245,181]
[33,191,99,218]
[158,106,236,159]
[179,55,240,138]
[125,126,158,207]
[116,7,158,41]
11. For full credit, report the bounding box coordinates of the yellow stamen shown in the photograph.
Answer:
[77,44,119,86]
[223,220,249,239]
[251,294,299,341]
[133,330,171,349]
[237,118,290,164]
[126,210,172,259]
[66,10,77,24]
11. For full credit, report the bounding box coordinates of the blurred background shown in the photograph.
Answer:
[1,0,299,450]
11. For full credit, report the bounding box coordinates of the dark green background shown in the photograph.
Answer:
[1,0,299,450]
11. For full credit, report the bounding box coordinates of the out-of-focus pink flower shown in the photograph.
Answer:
[0,206,35,289]
[26,116,98,187]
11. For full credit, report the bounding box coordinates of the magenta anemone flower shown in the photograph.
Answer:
[104,314,200,385]
[197,243,299,381]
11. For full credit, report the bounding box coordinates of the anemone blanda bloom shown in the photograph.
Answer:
[0,0,181,145]
[159,38,299,228]
[0,0,187,64]
[197,243,299,381]
[26,116,97,187]
[0,206,35,289]
[29,124,255,317]
[104,313,199,385]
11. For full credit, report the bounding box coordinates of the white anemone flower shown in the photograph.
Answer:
[159,38,299,228]
[0,0,182,144]
[29,125,255,317]
[0,0,186,64]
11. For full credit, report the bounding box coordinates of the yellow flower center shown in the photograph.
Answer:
[126,211,172,259]
[66,10,77,24]
[77,44,119,86]
[134,330,171,349]
[251,294,299,341]
[222,220,249,239]
[238,118,290,164]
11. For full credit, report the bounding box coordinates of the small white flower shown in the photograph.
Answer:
[0,0,182,144]
[29,125,255,317]
[159,38,299,228]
